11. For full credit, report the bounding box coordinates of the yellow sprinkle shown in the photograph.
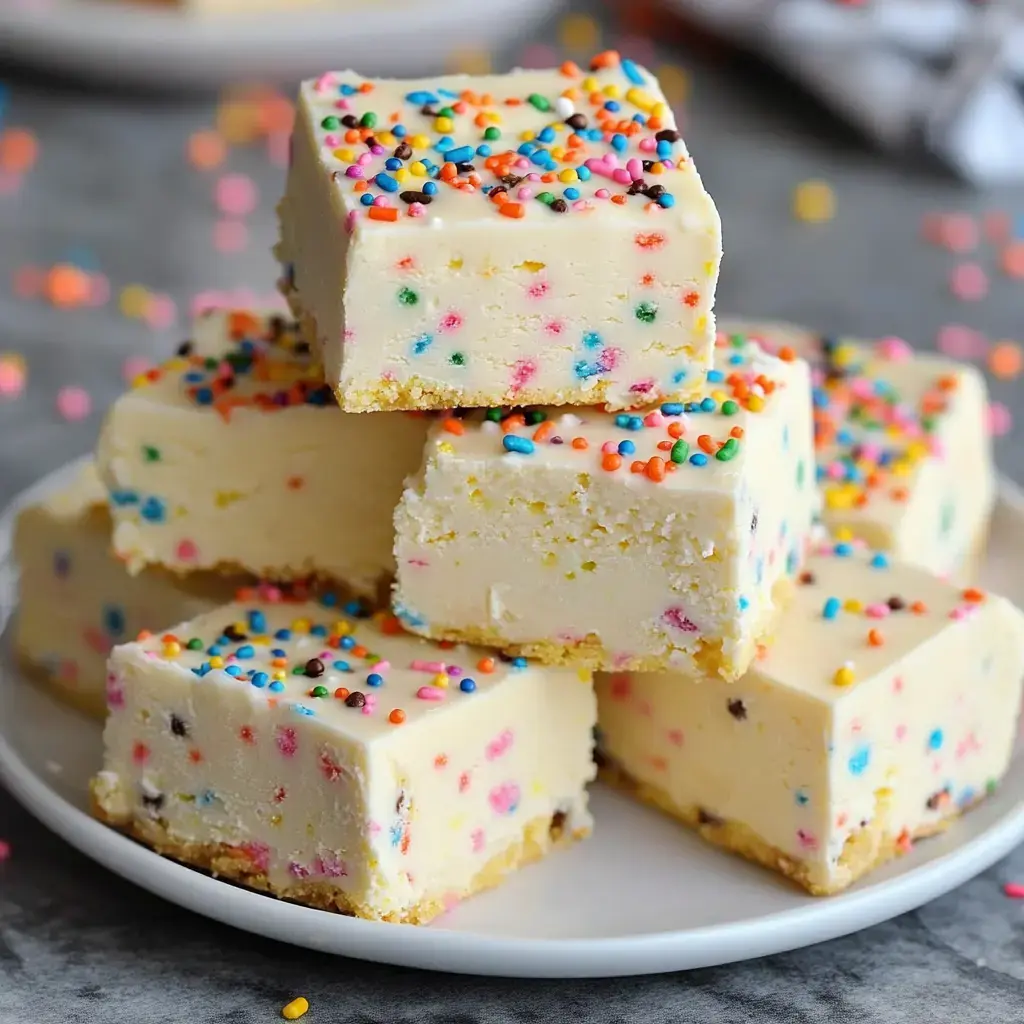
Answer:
[394,167,410,183]
[252,634,271,645]
[208,656,224,669]
[577,668,591,683]
[602,84,621,99]
[376,131,395,146]
[434,116,454,133]
[270,814,282,826]
[833,526,854,542]
[162,641,181,658]
[844,599,863,613]
[793,180,835,223]
[332,148,354,162]
[282,997,309,1020]
[519,130,536,142]
[409,134,430,149]
[432,673,449,689]
[333,620,353,636]
[582,75,598,93]
[272,669,287,682]
[626,87,656,113]
[438,441,455,455]
[291,618,311,633]
[558,168,578,183]
[833,665,856,687]
[746,394,765,413]
[550,146,568,162]
[448,257,463,270]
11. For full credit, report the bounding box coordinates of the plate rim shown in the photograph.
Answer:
[2,457,1024,979]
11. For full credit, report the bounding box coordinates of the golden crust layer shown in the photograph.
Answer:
[90,790,587,924]
[599,758,968,896]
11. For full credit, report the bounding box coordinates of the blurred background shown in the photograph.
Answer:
[1,0,1023,495]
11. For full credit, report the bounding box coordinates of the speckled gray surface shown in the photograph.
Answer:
[2,8,1024,1022]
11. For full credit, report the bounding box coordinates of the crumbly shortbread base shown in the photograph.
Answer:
[599,758,965,896]
[91,793,587,924]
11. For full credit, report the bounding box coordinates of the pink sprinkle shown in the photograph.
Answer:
[865,603,890,619]
[936,324,987,360]
[612,168,632,185]
[595,188,610,199]
[937,213,978,253]
[875,337,912,362]
[638,138,656,153]
[949,262,988,301]
[55,385,91,421]
[371,195,389,208]
[525,172,541,182]
[644,411,664,427]
[0,356,26,398]
[323,133,341,147]
[370,661,390,673]
[314,72,336,92]
[517,187,533,200]
[601,440,618,455]
[176,539,198,562]
[416,686,445,701]
[408,203,426,217]
[334,98,351,111]
[626,158,643,179]
[215,173,258,217]
[213,219,248,253]
[987,401,1012,437]
[514,157,530,170]
[411,659,445,673]
[1003,882,1024,899]
[573,200,588,212]
[345,165,364,178]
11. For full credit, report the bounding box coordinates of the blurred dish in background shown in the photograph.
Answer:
[0,0,563,89]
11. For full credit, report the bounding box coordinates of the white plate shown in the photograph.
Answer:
[2,458,1024,979]
[0,0,560,89]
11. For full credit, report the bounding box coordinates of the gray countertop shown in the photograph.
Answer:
[2,7,1024,1021]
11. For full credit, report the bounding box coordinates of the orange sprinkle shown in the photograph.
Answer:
[368,207,398,222]
[730,426,744,439]
[571,437,588,450]
[137,629,153,641]
[351,645,368,658]
[499,202,525,219]
[657,439,673,451]
[500,413,526,433]
[697,434,715,454]
[560,60,582,77]
[601,453,623,472]
[867,629,884,647]
[630,460,645,473]
[271,657,288,668]
[890,486,909,502]
[590,50,621,69]
[962,588,985,603]
[380,615,404,635]
[667,421,684,439]
[645,457,666,483]
[442,417,465,436]
[911,600,927,614]
[389,709,406,725]
[610,194,627,205]
[532,421,554,443]
[477,657,496,673]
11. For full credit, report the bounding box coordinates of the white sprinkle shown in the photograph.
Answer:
[555,96,574,120]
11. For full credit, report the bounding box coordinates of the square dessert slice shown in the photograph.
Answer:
[96,308,431,589]
[13,460,245,718]
[393,334,816,681]
[719,318,995,579]
[91,598,596,924]
[596,542,1024,895]
[277,53,722,412]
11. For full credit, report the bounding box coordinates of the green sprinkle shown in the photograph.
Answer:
[525,409,547,425]
[536,191,555,205]
[716,438,740,462]
[796,460,805,487]
[186,638,203,651]
[986,778,998,796]
[439,106,455,119]
[142,445,161,462]
[485,407,503,422]
[728,333,747,348]
[528,94,551,112]
[397,287,418,306]
[359,112,377,128]
[310,685,329,698]
[483,126,501,141]
[670,439,689,464]
[635,301,658,324]
[292,665,306,675]
[721,400,738,416]
[320,116,341,130]
[203,357,219,370]
[449,351,466,366]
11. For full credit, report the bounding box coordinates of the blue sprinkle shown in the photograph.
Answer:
[443,144,474,164]
[503,435,535,455]
[235,644,255,659]
[333,660,352,672]
[320,592,338,607]
[690,453,708,467]
[621,58,645,85]
[412,333,434,356]
[661,402,684,416]
[738,596,749,611]
[610,133,627,152]
[604,101,622,113]
[183,371,204,383]
[311,624,328,637]
[700,397,716,413]
[140,496,166,523]
[848,746,871,776]
[375,172,399,192]
[614,414,631,428]
[628,416,644,431]
[339,84,357,96]
[587,128,603,142]
[834,542,854,557]
[194,386,215,405]
[671,370,689,385]
[576,165,591,181]
[196,789,217,808]
[656,139,672,159]
[224,665,242,677]
[511,657,528,669]
[517,142,536,156]
[530,150,551,167]
[438,88,459,98]
[274,629,291,641]
[434,136,453,152]
[366,673,384,687]
[103,605,126,637]
[537,127,556,143]
[582,330,602,349]
[384,157,402,172]
[343,600,363,616]
[340,635,356,651]
[390,822,403,848]
[617,440,636,456]
[460,678,477,693]
[795,789,810,806]
[476,144,491,157]
[270,648,286,657]
[928,728,944,751]
[574,360,600,380]
[293,704,315,716]
[110,489,139,506]
[248,610,266,632]
[251,672,269,688]
[207,645,223,657]
[563,187,580,201]
[193,663,211,677]
[656,194,676,209]
[870,552,889,569]
[359,193,374,207]
[269,681,285,693]
[393,124,407,138]
[422,180,438,196]
[632,113,646,124]
[707,369,724,383]
[822,597,841,620]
